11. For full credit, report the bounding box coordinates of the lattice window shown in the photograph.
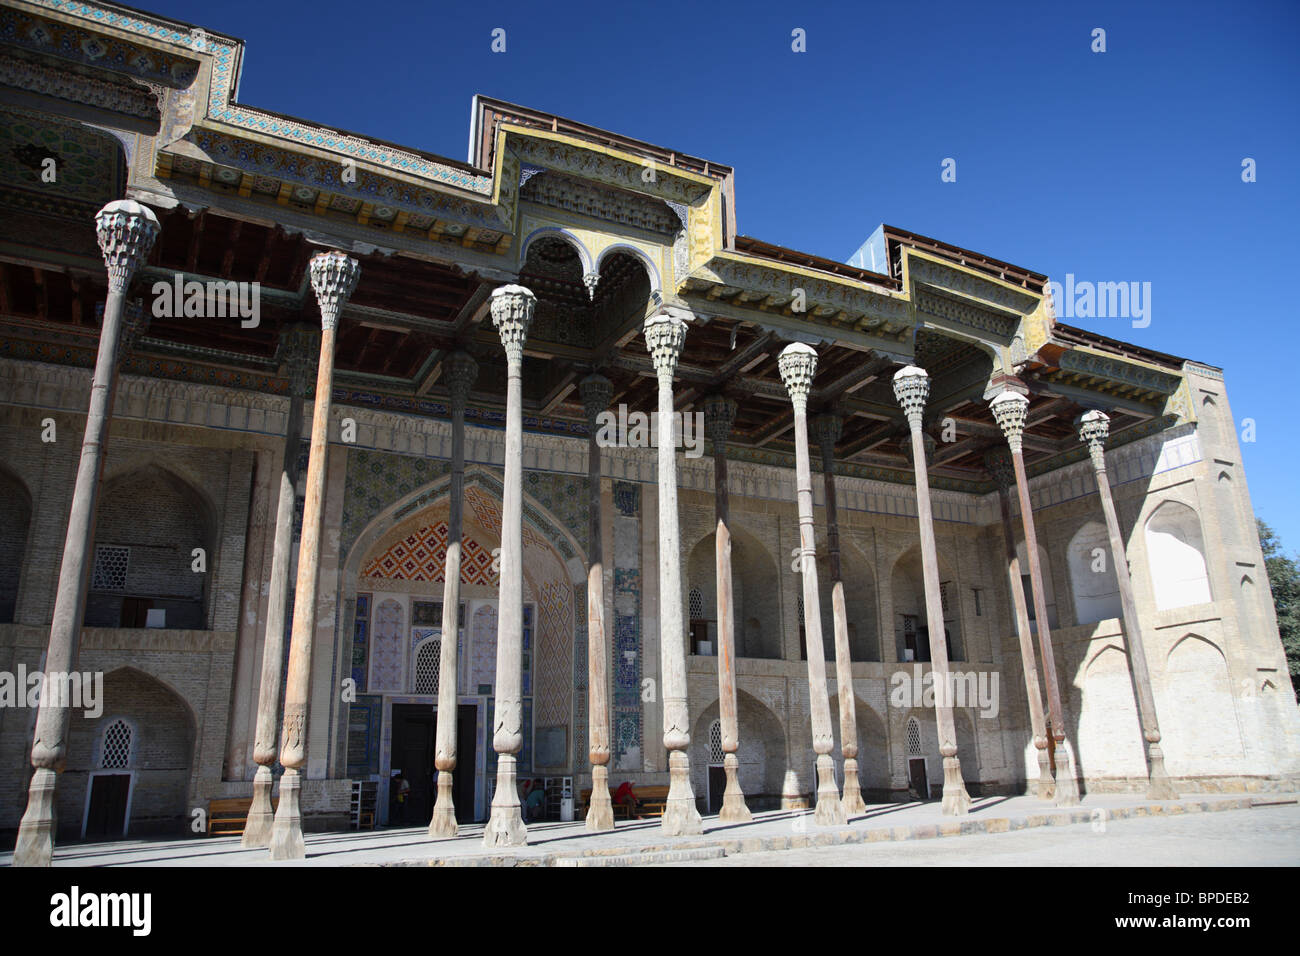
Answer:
[905,717,923,757]
[797,592,805,625]
[940,580,953,618]
[92,545,129,592]
[101,718,132,769]
[707,719,724,765]
[414,639,441,696]
[689,588,704,620]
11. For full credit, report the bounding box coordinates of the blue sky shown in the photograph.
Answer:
[156,0,1298,548]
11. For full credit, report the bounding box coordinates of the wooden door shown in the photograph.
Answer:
[85,773,131,839]
[908,757,930,800]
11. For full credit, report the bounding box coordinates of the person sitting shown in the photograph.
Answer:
[613,780,639,819]
[523,778,546,822]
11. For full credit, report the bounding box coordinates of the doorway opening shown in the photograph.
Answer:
[390,703,477,826]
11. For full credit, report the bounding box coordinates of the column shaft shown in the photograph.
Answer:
[1081,412,1177,799]
[816,415,866,815]
[582,374,614,831]
[15,200,158,867]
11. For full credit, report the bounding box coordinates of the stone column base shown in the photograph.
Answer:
[841,757,867,816]
[13,767,58,867]
[428,771,459,838]
[1036,747,1056,801]
[660,750,703,835]
[241,764,275,848]
[718,753,752,822]
[941,756,972,816]
[268,769,306,860]
[1053,747,1081,807]
[1146,743,1179,800]
[813,754,847,826]
[483,755,528,847]
[586,764,615,832]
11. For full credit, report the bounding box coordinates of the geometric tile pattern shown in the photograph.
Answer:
[536,579,573,730]
[361,521,497,586]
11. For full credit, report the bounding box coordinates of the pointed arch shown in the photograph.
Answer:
[1067,520,1121,625]
[1144,500,1212,611]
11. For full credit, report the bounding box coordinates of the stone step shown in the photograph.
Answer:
[552,846,727,867]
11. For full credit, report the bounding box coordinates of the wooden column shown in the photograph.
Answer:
[984,448,1054,801]
[581,373,616,831]
[1079,410,1178,799]
[702,394,752,822]
[14,200,158,867]
[429,350,479,837]
[243,326,317,847]
[989,389,1080,807]
[268,251,360,860]
[812,412,867,816]
[779,344,846,826]
[644,307,702,835]
[483,285,535,848]
[893,366,971,816]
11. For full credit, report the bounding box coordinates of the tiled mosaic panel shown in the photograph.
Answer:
[536,580,572,731]
[611,481,642,770]
[352,593,370,691]
[347,694,382,776]
[370,598,404,692]
[340,449,451,558]
[362,521,497,585]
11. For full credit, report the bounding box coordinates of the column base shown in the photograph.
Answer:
[1053,745,1081,808]
[1035,746,1056,801]
[241,765,275,848]
[1145,743,1179,800]
[428,771,459,838]
[718,753,752,823]
[660,750,702,836]
[841,757,867,816]
[267,769,306,860]
[940,756,972,816]
[813,754,847,826]
[780,769,806,810]
[585,764,615,832]
[13,767,58,867]
[483,755,528,848]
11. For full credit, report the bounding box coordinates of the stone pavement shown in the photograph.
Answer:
[3,791,1295,867]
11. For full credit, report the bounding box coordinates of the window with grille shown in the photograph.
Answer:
[414,639,441,696]
[708,719,724,765]
[689,588,704,620]
[101,718,132,768]
[92,546,129,592]
[940,580,953,617]
[905,718,923,757]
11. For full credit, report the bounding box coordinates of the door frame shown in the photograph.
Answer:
[907,756,930,800]
[82,769,135,839]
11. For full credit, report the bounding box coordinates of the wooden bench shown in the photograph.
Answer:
[207,797,277,836]
[580,785,672,820]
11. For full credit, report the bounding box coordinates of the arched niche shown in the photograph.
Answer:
[0,465,32,623]
[1067,521,1121,626]
[685,523,782,660]
[890,546,964,662]
[1144,500,1212,611]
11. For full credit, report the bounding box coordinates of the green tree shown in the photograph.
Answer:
[1258,520,1300,698]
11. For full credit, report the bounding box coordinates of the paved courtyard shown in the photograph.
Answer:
[2,791,1295,868]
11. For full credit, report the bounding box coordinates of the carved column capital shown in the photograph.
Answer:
[644,307,690,383]
[892,365,930,429]
[95,199,159,294]
[279,326,320,397]
[583,272,600,300]
[491,284,536,365]
[443,350,480,410]
[983,446,1016,490]
[990,389,1030,454]
[578,373,613,426]
[308,251,361,331]
[777,343,818,412]
[1078,409,1110,471]
[702,394,737,449]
